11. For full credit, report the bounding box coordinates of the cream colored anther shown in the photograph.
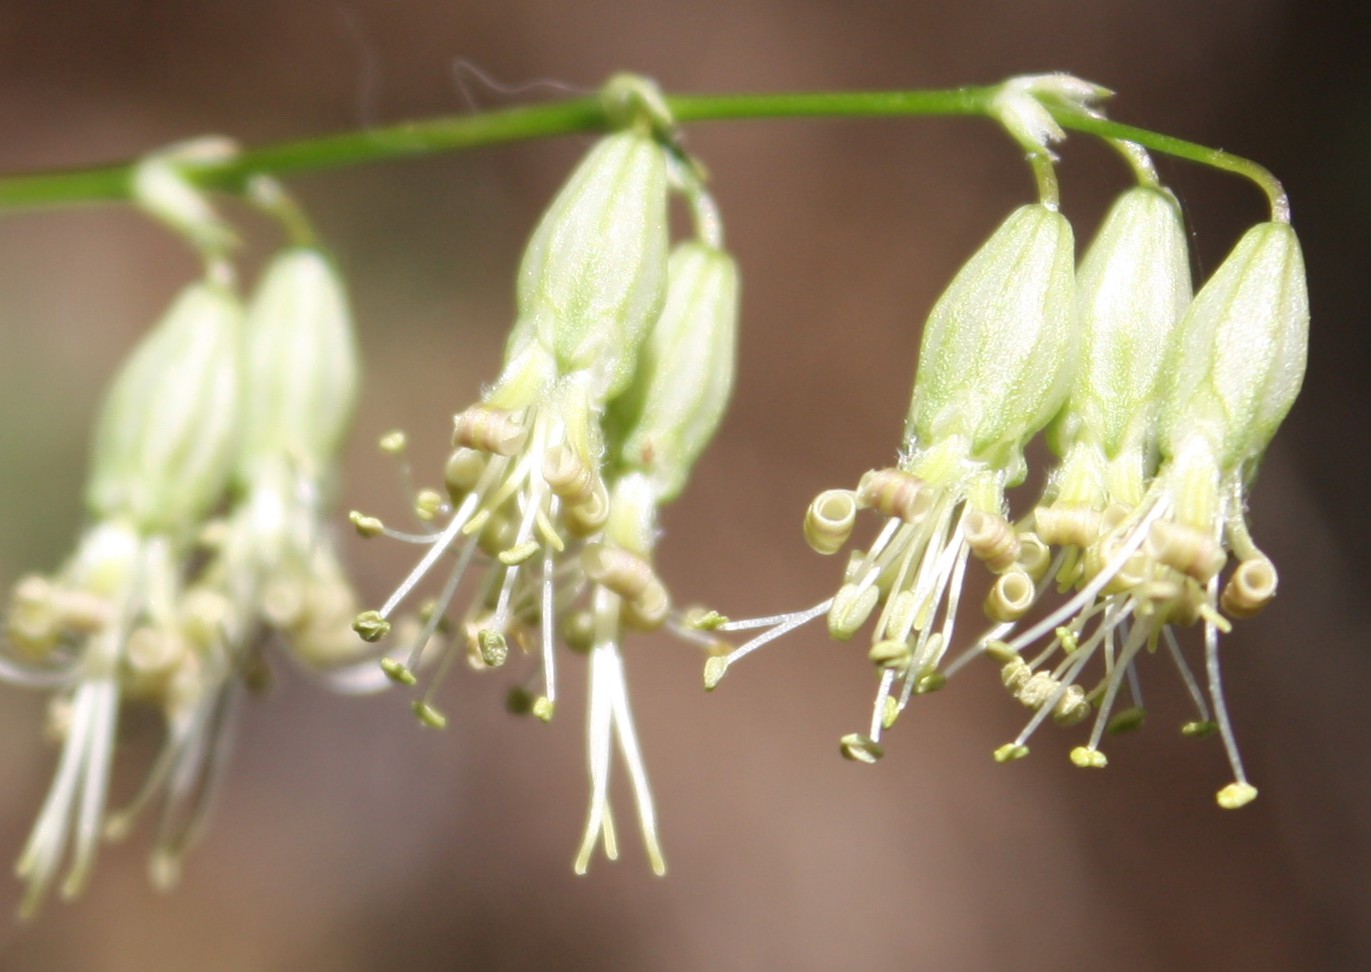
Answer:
[1146,520,1226,583]
[444,447,486,498]
[856,468,932,522]
[582,544,656,601]
[804,490,858,555]
[827,582,879,640]
[964,510,1020,573]
[984,570,1035,622]
[1221,557,1277,619]
[452,406,528,456]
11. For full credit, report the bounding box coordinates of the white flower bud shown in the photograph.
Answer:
[1161,222,1308,473]
[237,248,358,478]
[1050,187,1192,462]
[611,241,739,502]
[513,131,669,400]
[87,281,242,535]
[905,203,1077,482]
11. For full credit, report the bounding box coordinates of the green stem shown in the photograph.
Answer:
[0,86,1287,221]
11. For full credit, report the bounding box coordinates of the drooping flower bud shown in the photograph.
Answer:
[237,247,358,481]
[1161,221,1308,476]
[610,240,739,502]
[510,130,669,402]
[906,203,1077,483]
[86,281,242,536]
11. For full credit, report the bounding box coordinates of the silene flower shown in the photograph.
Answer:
[352,88,736,873]
[976,211,1307,808]
[705,202,1078,763]
[3,276,242,916]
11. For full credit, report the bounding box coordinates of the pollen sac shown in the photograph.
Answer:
[86,280,242,536]
[609,240,739,502]
[513,130,670,401]
[1161,221,1308,473]
[237,248,359,479]
[904,203,1077,482]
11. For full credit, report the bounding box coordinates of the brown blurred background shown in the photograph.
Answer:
[0,1,1367,969]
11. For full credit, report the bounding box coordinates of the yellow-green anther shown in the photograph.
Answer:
[237,248,358,478]
[1181,720,1218,738]
[868,639,912,671]
[993,743,1031,763]
[411,489,444,522]
[513,130,669,400]
[1217,782,1258,810]
[1051,685,1090,726]
[914,671,946,694]
[352,611,391,643]
[412,700,448,730]
[905,204,1077,483]
[984,640,1020,666]
[1047,187,1192,478]
[839,733,884,764]
[477,629,509,668]
[349,511,383,537]
[380,657,417,685]
[379,430,406,454]
[827,583,879,640]
[1070,746,1108,769]
[531,696,555,723]
[881,696,901,729]
[1160,222,1308,474]
[684,608,728,631]
[702,655,729,691]
[87,281,242,536]
[1106,706,1146,734]
[610,241,739,502]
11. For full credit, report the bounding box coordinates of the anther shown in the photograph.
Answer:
[1051,685,1090,726]
[1221,557,1277,619]
[414,489,445,522]
[1182,720,1218,737]
[868,639,912,671]
[1216,782,1258,809]
[804,490,858,555]
[477,629,509,668]
[565,481,611,537]
[349,510,384,538]
[827,583,879,640]
[412,700,448,729]
[1106,706,1146,734]
[839,733,884,764]
[531,696,555,722]
[582,544,656,602]
[352,611,392,643]
[914,670,946,694]
[444,447,486,499]
[379,430,407,454]
[856,468,932,522]
[993,743,1030,763]
[1070,746,1108,768]
[964,510,1020,572]
[380,658,417,685]
[703,655,729,691]
[452,406,528,456]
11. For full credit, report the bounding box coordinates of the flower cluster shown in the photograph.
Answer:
[705,76,1307,807]
[351,77,739,874]
[1,152,363,915]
